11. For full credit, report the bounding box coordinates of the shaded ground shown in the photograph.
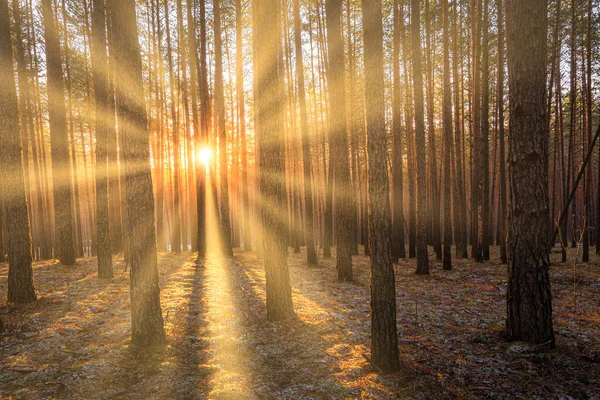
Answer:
[1,246,599,399]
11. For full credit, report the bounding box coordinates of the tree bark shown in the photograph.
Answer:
[506,0,555,346]
[92,0,113,278]
[391,0,406,261]
[41,0,76,266]
[111,0,166,346]
[0,0,37,304]
[362,0,400,372]
[294,0,317,265]
[497,0,507,263]
[253,0,295,321]
[442,0,452,270]
[214,0,233,256]
[411,0,429,274]
[325,0,353,281]
[237,0,252,252]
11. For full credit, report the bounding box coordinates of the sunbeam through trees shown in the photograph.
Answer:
[1,0,600,398]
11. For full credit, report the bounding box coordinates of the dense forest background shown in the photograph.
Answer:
[0,0,600,398]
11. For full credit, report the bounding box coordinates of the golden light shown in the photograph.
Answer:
[197,147,212,169]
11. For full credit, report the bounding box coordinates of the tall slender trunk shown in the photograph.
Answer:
[392,0,406,261]
[481,0,490,260]
[441,0,452,270]
[362,0,400,372]
[92,0,113,278]
[506,0,554,346]
[164,0,181,254]
[425,0,440,259]
[110,0,166,346]
[253,0,295,321]
[295,0,316,264]
[411,0,429,274]
[236,0,252,252]
[0,0,37,303]
[497,0,507,263]
[214,0,233,256]
[325,0,353,281]
[42,0,76,265]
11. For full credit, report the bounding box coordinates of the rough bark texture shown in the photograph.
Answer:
[391,0,406,261]
[111,0,166,346]
[362,0,400,372]
[506,0,554,346]
[92,0,113,279]
[0,0,37,304]
[236,0,252,252]
[411,0,429,275]
[424,0,440,260]
[480,0,490,261]
[214,0,233,256]
[452,0,468,259]
[325,0,353,281]
[441,0,452,270]
[294,0,317,265]
[470,0,483,263]
[253,0,295,321]
[497,0,507,264]
[164,0,181,254]
[187,0,201,256]
[42,0,76,266]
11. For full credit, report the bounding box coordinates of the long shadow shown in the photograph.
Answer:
[62,253,213,399]
[167,257,213,398]
[219,250,360,398]
[0,252,212,399]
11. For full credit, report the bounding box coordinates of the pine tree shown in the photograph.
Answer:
[41,0,76,266]
[391,0,406,261]
[214,0,233,256]
[253,0,295,321]
[325,0,353,281]
[0,0,37,304]
[506,0,555,346]
[110,0,166,346]
[441,0,452,270]
[412,0,429,275]
[294,0,317,265]
[92,0,113,278]
[362,0,400,372]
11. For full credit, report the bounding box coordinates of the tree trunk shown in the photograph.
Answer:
[214,0,233,256]
[452,0,468,259]
[253,0,295,321]
[481,0,490,261]
[441,0,452,270]
[506,0,555,346]
[411,0,429,275]
[294,0,317,265]
[41,0,76,266]
[391,0,406,261]
[425,0,440,260]
[362,0,400,372]
[325,0,353,281]
[164,0,181,254]
[237,0,252,252]
[470,0,483,262]
[0,0,37,304]
[497,0,507,263]
[92,0,113,278]
[111,0,166,346]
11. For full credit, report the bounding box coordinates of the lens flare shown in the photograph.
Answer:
[197,147,212,169]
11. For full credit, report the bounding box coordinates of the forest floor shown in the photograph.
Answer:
[1,245,600,399]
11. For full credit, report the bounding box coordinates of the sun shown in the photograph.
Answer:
[197,147,212,169]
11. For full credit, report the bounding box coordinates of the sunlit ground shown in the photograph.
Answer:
[1,237,600,398]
